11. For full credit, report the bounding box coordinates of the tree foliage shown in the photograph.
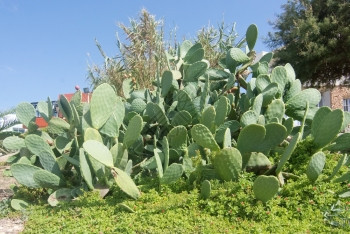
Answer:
[267,0,350,86]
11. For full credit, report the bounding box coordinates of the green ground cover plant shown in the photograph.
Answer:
[1,22,350,232]
[6,172,350,233]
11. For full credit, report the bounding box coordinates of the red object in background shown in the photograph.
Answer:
[34,92,92,128]
[35,117,48,127]
[57,93,91,119]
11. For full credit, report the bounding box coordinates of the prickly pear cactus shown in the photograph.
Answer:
[90,83,118,129]
[16,102,37,129]
[112,167,141,199]
[213,148,242,181]
[160,163,184,184]
[11,163,42,188]
[306,151,326,182]
[200,180,211,199]
[33,170,65,189]
[253,175,279,203]
[83,140,114,168]
[2,136,25,151]
[191,124,220,151]
[311,108,344,149]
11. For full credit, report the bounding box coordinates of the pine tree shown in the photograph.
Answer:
[267,0,350,86]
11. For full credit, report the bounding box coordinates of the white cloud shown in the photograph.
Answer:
[0,65,15,73]
[0,0,19,13]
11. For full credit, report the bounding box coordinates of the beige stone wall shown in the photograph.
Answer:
[330,86,350,109]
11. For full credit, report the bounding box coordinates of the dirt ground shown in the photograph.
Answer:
[0,154,24,234]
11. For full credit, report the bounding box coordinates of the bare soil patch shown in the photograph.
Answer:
[0,154,24,234]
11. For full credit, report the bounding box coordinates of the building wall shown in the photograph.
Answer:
[330,86,350,109]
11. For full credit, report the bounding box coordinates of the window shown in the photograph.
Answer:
[344,98,350,112]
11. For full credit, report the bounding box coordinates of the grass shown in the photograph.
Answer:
[4,172,349,233]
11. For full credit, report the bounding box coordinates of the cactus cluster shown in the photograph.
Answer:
[4,24,350,206]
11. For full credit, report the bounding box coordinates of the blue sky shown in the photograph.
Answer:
[0,0,287,111]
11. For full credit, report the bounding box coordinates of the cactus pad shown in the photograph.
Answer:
[184,61,208,82]
[240,110,258,127]
[171,110,192,126]
[312,108,344,149]
[123,114,143,149]
[325,133,350,152]
[201,106,216,133]
[131,98,147,113]
[167,126,187,150]
[226,48,250,72]
[90,83,118,129]
[2,136,25,151]
[191,124,220,151]
[83,140,114,168]
[246,24,258,51]
[79,148,94,190]
[25,134,54,157]
[84,128,103,142]
[11,163,42,188]
[276,132,300,174]
[33,170,65,189]
[16,102,36,128]
[11,199,29,211]
[213,148,242,181]
[215,96,229,127]
[265,99,285,123]
[200,180,211,199]
[48,117,70,135]
[112,167,140,199]
[306,151,326,182]
[160,163,184,184]
[48,188,73,207]
[253,175,279,203]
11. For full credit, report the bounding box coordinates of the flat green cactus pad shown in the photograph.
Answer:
[123,115,143,149]
[25,134,54,157]
[90,83,118,129]
[160,163,184,184]
[246,24,258,51]
[2,136,25,151]
[48,188,73,207]
[16,102,36,128]
[79,148,94,190]
[33,170,65,189]
[112,167,140,199]
[83,140,114,168]
[167,126,188,150]
[171,110,192,126]
[276,132,300,174]
[191,124,220,151]
[306,151,326,182]
[253,175,279,203]
[48,117,70,135]
[11,199,29,211]
[312,108,344,149]
[200,180,211,200]
[84,128,103,142]
[11,163,42,188]
[213,148,242,181]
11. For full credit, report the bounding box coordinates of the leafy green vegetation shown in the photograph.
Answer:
[1,17,350,233]
[266,0,350,86]
[8,173,350,233]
